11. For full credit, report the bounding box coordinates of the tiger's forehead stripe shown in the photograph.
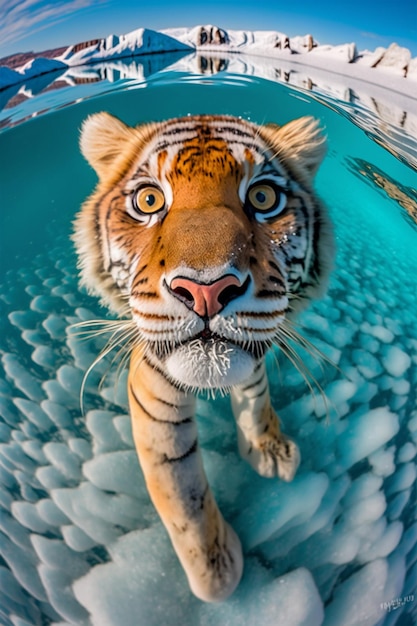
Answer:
[153,122,266,156]
[132,120,271,184]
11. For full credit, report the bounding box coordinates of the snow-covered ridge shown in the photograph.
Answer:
[0,24,416,90]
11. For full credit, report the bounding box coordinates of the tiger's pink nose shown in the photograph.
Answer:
[170,274,248,318]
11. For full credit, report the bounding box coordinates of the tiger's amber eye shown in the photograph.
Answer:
[134,186,165,214]
[248,184,277,211]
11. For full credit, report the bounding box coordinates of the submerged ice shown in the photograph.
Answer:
[0,173,416,625]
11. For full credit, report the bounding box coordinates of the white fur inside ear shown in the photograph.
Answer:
[79,112,134,178]
[262,116,327,180]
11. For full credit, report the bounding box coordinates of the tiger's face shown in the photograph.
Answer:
[74,113,333,391]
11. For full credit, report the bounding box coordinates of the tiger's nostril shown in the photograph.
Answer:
[169,274,250,318]
[171,285,194,306]
[217,277,250,307]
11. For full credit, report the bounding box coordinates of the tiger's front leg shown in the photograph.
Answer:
[128,348,243,602]
[231,361,300,481]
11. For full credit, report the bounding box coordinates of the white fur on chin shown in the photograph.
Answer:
[165,339,255,390]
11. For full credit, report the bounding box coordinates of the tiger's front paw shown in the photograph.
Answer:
[239,431,300,481]
[187,522,243,602]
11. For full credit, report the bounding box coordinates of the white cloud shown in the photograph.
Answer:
[0,0,106,50]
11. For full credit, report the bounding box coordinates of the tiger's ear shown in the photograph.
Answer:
[80,112,137,179]
[261,116,326,181]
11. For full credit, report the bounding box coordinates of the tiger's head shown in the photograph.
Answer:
[74,113,333,391]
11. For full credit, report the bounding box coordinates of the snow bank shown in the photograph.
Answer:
[1,25,416,92]
[57,28,192,66]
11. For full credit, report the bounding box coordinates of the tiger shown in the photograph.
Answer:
[73,112,334,602]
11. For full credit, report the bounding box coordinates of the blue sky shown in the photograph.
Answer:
[1,0,416,58]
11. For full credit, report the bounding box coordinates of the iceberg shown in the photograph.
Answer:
[1,24,416,91]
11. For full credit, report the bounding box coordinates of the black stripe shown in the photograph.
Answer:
[132,310,174,321]
[256,289,285,298]
[268,274,283,285]
[215,125,254,138]
[134,277,148,285]
[153,137,264,156]
[244,326,278,334]
[132,291,158,298]
[240,371,265,392]
[157,396,185,410]
[142,354,184,390]
[135,263,148,276]
[105,195,121,271]
[162,439,198,464]
[251,381,268,399]
[239,310,286,319]
[93,195,107,271]
[129,383,192,426]
[162,124,200,136]
[269,260,281,273]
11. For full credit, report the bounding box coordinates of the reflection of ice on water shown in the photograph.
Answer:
[2,51,417,170]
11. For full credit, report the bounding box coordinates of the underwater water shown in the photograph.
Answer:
[0,62,416,626]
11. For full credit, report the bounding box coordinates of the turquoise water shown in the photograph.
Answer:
[0,66,416,626]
